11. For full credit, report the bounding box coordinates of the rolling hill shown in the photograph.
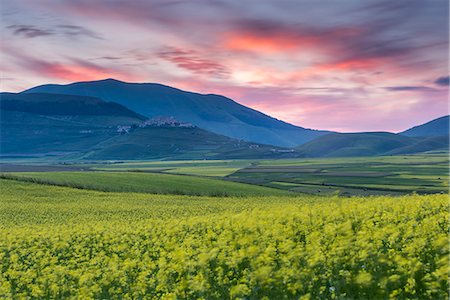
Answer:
[386,135,449,155]
[295,132,448,157]
[400,115,449,137]
[23,78,329,147]
[0,92,297,160]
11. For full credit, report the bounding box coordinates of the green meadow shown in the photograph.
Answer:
[79,153,449,196]
[0,171,290,197]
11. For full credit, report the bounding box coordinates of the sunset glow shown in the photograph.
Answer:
[1,0,448,132]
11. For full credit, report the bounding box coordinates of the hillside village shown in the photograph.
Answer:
[117,116,194,134]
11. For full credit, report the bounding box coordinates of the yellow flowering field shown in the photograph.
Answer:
[0,179,448,299]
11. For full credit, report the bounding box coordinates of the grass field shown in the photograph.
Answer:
[93,160,254,177]
[0,179,448,299]
[0,171,290,197]
[229,154,449,196]
[81,154,449,196]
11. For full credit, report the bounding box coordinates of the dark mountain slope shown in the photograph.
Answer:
[23,78,329,147]
[0,92,144,156]
[400,115,449,137]
[1,92,146,119]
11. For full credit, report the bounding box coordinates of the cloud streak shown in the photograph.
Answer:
[158,48,230,79]
[57,24,103,39]
[6,23,102,40]
[7,25,53,38]
[435,76,449,86]
[1,44,136,82]
[384,86,436,92]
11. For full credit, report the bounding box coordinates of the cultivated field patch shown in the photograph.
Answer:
[0,179,447,299]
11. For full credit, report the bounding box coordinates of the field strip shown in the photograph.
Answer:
[0,172,293,197]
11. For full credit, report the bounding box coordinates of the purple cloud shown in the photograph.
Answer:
[435,76,449,86]
[158,48,230,79]
[7,23,102,39]
[384,86,436,92]
[57,25,103,39]
[7,25,53,38]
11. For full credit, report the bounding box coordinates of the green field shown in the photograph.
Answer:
[92,160,254,177]
[1,154,448,196]
[1,179,448,299]
[85,154,449,196]
[1,154,448,297]
[0,171,290,197]
[229,155,448,195]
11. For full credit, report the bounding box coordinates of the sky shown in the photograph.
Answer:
[0,0,448,132]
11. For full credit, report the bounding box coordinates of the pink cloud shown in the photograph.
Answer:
[158,48,230,79]
[1,45,138,83]
[162,77,447,132]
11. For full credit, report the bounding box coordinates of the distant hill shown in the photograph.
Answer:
[386,135,449,155]
[1,92,298,160]
[23,78,329,147]
[296,132,413,157]
[400,115,449,137]
[295,132,448,157]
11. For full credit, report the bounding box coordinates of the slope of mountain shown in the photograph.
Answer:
[0,92,144,155]
[296,132,415,157]
[23,78,329,147]
[400,115,449,137]
[1,92,297,160]
[1,92,146,120]
[296,130,449,158]
[385,135,449,155]
[82,126,298,160]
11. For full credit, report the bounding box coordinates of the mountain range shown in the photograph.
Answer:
[24,78,328,147]
[296,132,448,157]
[295,117,449,157]
[0,92,297,160]
[0,79,448,160]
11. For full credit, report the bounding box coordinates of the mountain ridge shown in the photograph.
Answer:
[400,115,449,137]
[23,78,329,147]
[7,80,447,158]
[0,92,299,160]
[1,92,146,120]
[296,131,448,157]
